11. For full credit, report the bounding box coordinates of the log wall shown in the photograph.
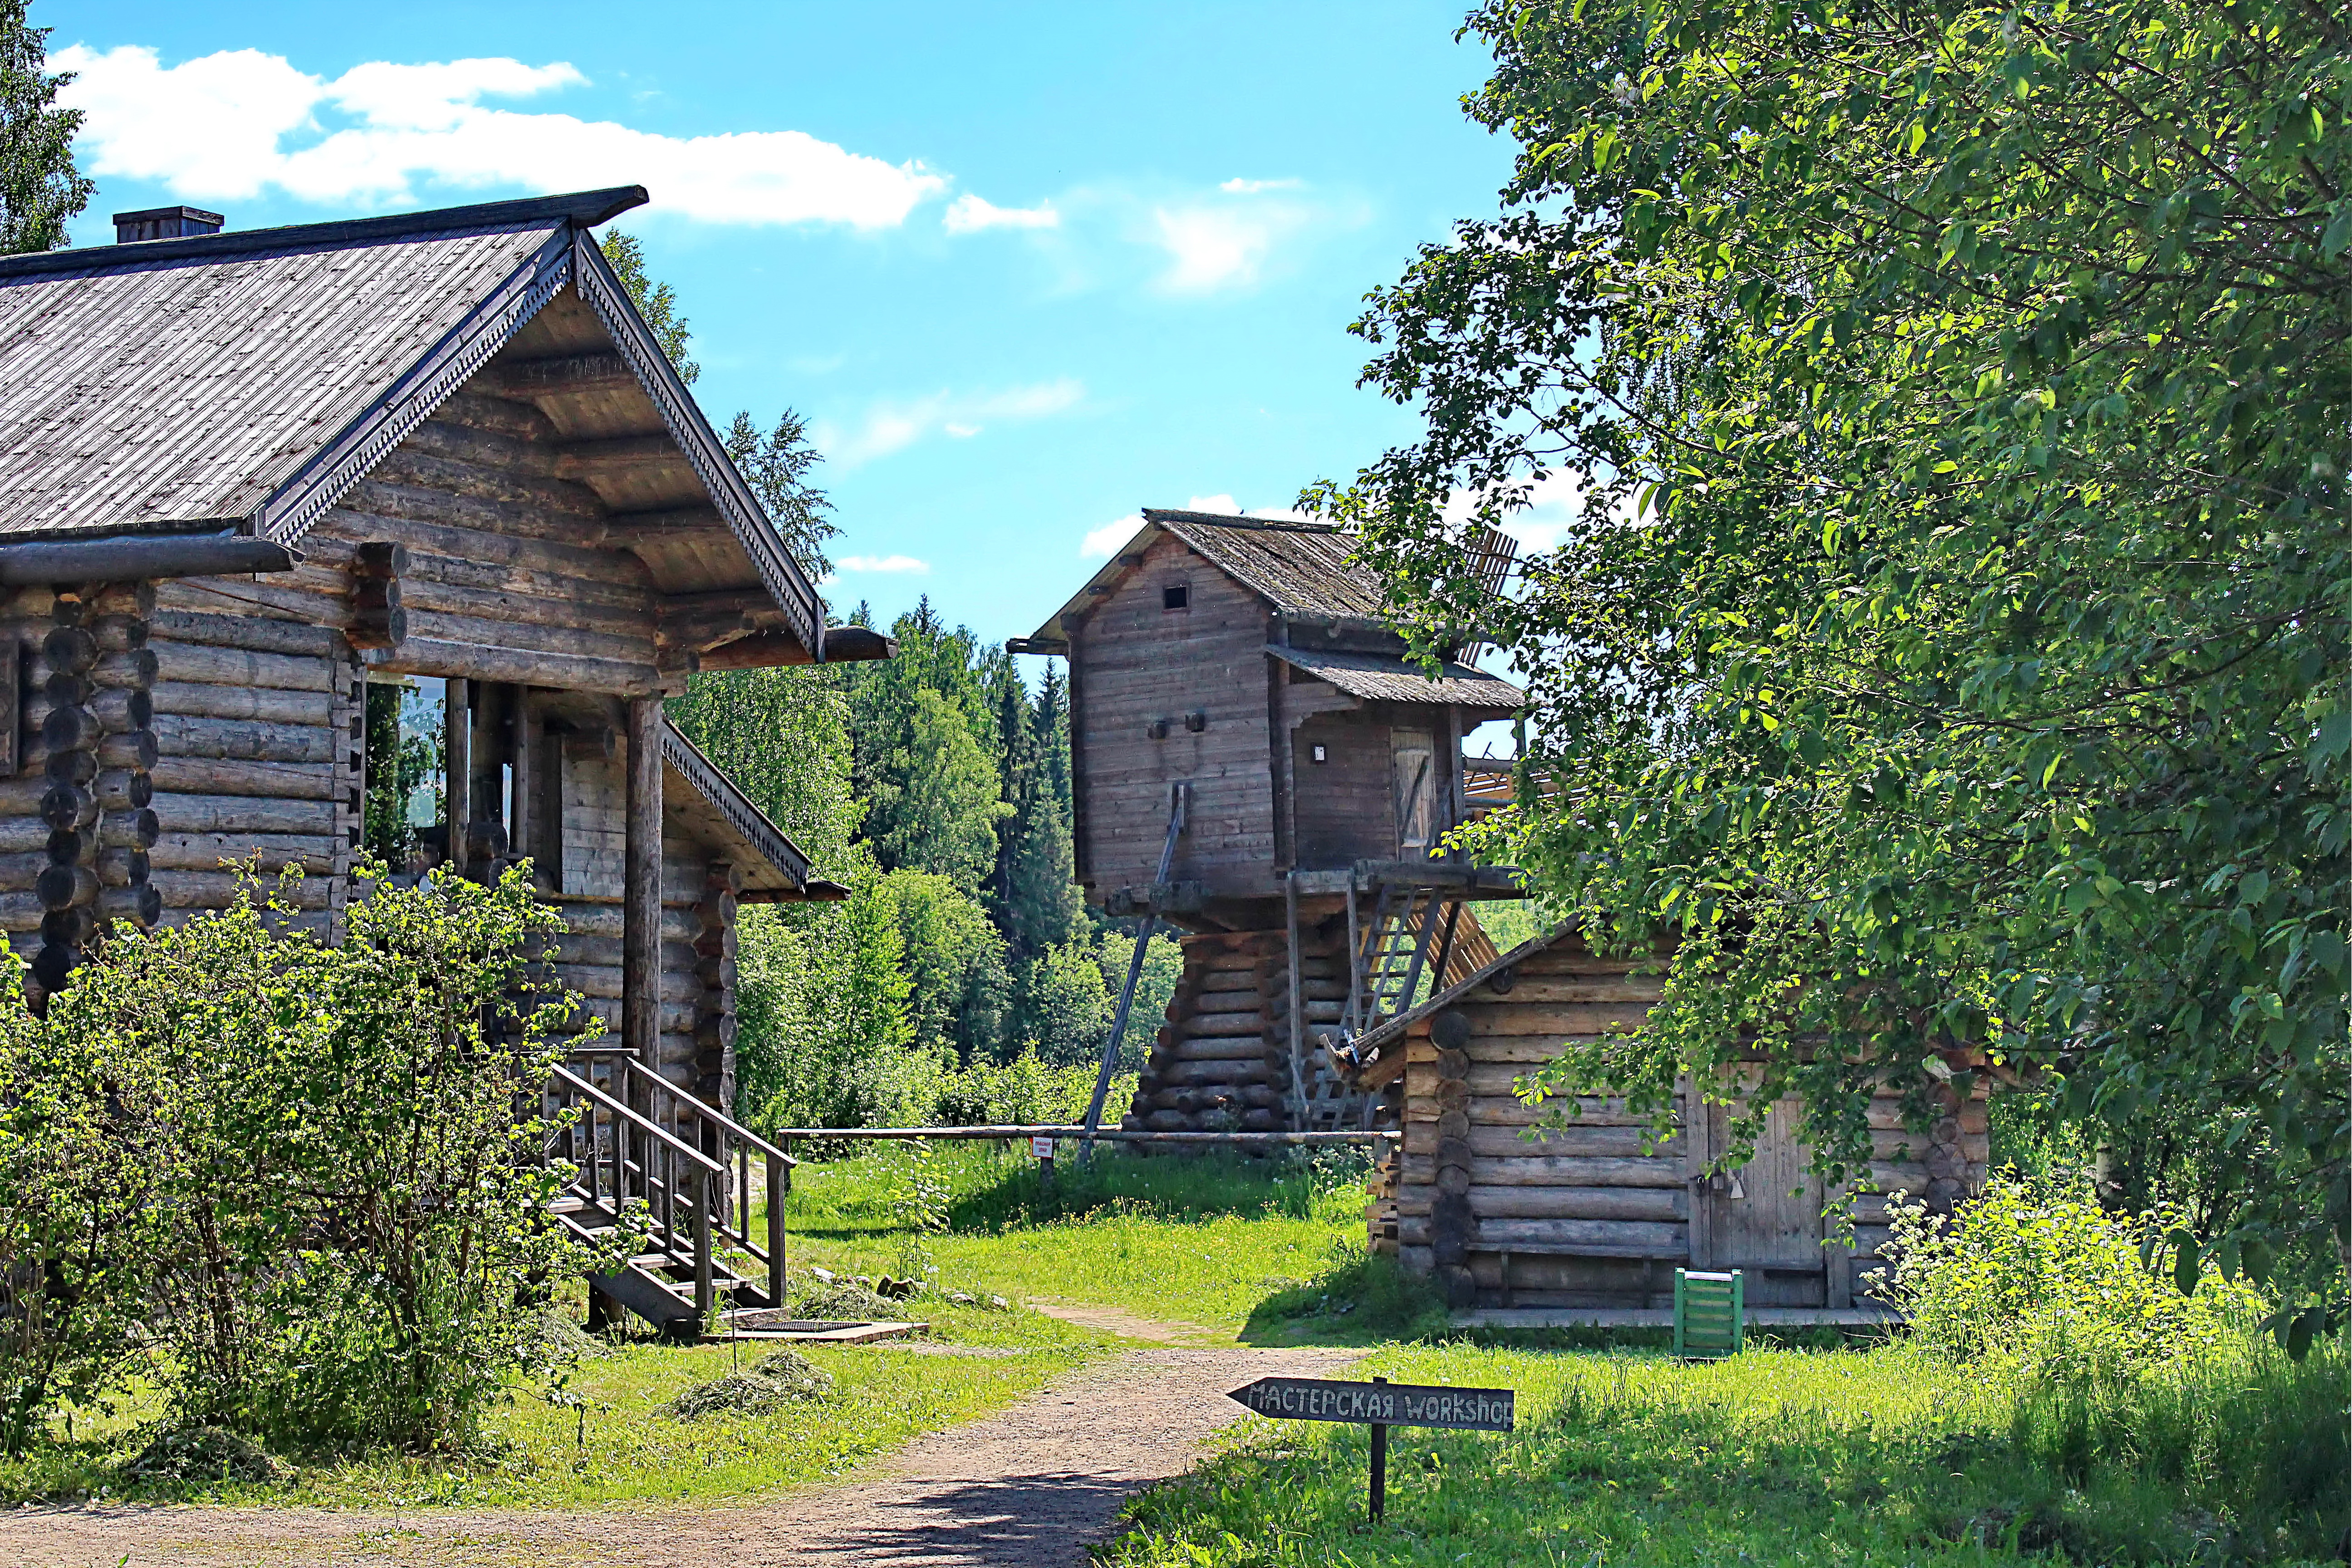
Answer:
[1120,925,1366,1133]
[0,582,162,1003]
[1070,531,1278,902]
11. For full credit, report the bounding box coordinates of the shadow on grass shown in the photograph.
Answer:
[1237,1247,1453,1348]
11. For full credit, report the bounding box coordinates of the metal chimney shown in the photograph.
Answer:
[113,206,224,244]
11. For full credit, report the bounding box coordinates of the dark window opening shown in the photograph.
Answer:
[1162,583,1190,610]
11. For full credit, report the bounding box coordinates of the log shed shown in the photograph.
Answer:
[1338,923,1994,1319]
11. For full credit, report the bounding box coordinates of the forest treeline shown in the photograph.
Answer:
[607,236,1176,1132]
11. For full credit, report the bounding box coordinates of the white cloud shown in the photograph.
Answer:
[943,192,1058,233]
[816,379,1084,468]
[1080,514,1142,559]
[54,44,947,227]
[1078,494,1304,558]
[1148,190,1323,294]
[835,554,929,574]
[1218,176,1301,194]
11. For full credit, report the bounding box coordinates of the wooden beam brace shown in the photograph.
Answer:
[482,350,638,399]
[598,506,733,547]
[555,434,690,480]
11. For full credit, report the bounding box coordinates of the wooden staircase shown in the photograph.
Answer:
[546,1050,793,1336]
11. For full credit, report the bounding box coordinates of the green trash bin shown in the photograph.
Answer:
[1674,1268,1744,1359]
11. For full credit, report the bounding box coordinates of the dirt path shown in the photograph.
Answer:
[2,1331,1352,1568]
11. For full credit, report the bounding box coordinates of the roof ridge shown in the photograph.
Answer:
[0,187,647,281]
[1142,507,1343,533]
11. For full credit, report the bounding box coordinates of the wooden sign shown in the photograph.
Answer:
[1226,1374,1514,1521]
[1227,1376,1514,1432]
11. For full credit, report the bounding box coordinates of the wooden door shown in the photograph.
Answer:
[1391,728,1436,853]
[1700,1092,1827,1306]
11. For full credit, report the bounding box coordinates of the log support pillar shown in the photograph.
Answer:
[692,860,741,1117]
[16,582,157,1009]
[623,696,663,1081]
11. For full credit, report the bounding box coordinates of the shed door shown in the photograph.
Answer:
[1391,728,1436,852]
[1700,1093,1826,1306]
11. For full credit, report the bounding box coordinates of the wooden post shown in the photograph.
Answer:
[691,1166,715,1328]
[1343,880,1361,1034]
[624,696,663,1073]
[510,685,534,873]
[442,676,469,874]
[1284,871,1306,1131]
[765,1152,788,1308]
[1368,1375,1389,1522]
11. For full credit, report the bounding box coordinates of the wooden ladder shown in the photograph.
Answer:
[545,1053,795,1337]
[1348,886,1443,1036]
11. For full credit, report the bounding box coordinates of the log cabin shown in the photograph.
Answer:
[0,188,889,1331]
[1340,924,1994,1319]
[1011,508,1529,1132]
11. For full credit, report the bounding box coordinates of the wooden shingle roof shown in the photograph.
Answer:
[0,187,826,661]
[1144,510,1389,621]
[0,192,632,542]
[1266,644,1522,714]
[1019,509,1394,648]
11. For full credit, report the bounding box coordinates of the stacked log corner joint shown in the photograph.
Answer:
[1122,926,1363,1137]
[7,582,160,1012]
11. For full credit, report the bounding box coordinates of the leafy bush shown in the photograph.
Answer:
[1880,1175,2347,1548]
[1878,1176,2264,1374]
[0,866,609,1455]
[931,1048,1133,1128]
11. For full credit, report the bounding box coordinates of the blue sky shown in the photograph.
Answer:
[48,0,1558,652]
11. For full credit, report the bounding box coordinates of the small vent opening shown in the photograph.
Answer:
[1161,583,1189,611]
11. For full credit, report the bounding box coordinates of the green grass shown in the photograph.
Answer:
[1103,1337,2350,1567]
[0,1297,1112,1509]
[781,1142,1415,1341]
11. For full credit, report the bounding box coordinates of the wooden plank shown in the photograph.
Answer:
[1396,1215,1686,1251]
[1404,1121,1681,1159]
[151,832,338,873]
[1391,1185,1686,1223]
[371,637,659,696]
[151,792,338,835]
[1409,1093,1665,1128]
[152,713,335,765]
[150,639,334,693]
[1399,1152,1684,1189]
[149,756,336,800]
[151,869,333,910]
[151,681,331,725]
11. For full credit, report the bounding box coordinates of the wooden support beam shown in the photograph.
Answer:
[598,506,732,546]
[555,435,690,481]
[623,696,664,1075]
[483,350,638,399]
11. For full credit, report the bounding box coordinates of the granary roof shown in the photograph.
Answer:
[1266,644,1523,715]
[1016,509,1393,648]
[1146,510,1391,621]
[0,186,825,659]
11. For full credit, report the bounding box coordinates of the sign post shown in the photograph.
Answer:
[1227,1373,1514,1523]
[1031,1135,1055,1196]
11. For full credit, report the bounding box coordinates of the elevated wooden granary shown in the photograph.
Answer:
[1013,509,1528,1132]
[1340,925,1993,1318]
[0,188,891,1333]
